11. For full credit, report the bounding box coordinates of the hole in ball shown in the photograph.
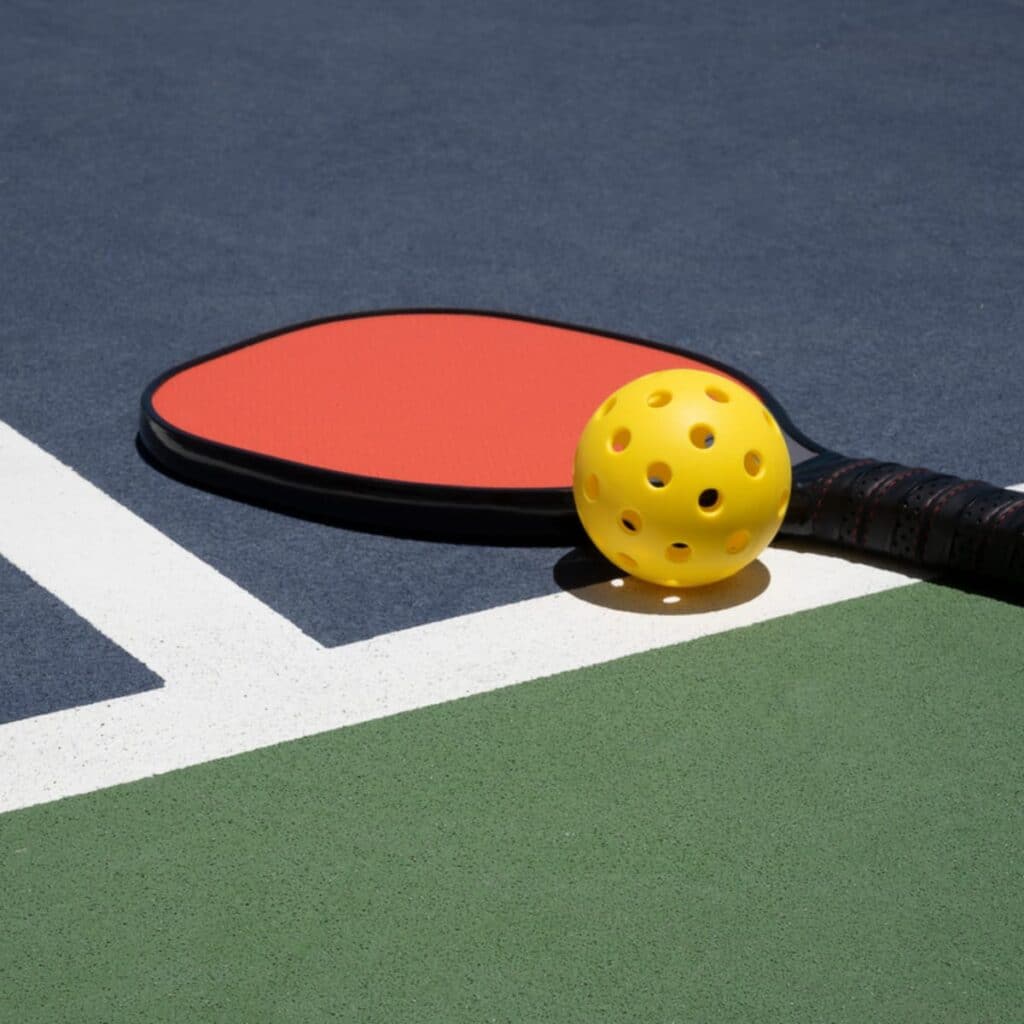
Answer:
[616,552,637,571]
[690,424,715,449]
[583,474,600,501]
[647,390,671,408]
[600,396,617,417]
[620,510,643,533]
[744,451,762,476]
[698,488,721,511]
[666,542,691,564]
[611,428,631,452]
[647,462,672,488]
[726,529,751,554]
[706,386,730,403]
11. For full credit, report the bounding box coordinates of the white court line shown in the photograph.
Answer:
[0,423,320,681]
[0,421,947,813]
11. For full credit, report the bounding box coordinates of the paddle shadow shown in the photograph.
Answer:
[553,545,771,615]
[135,434,577,548]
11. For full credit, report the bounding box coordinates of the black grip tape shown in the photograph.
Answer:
[796,457,1024,585]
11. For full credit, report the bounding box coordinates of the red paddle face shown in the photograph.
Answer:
[150,312,751,490]
[141,310,813,541]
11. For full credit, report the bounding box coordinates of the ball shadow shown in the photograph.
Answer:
[552,545,772,615]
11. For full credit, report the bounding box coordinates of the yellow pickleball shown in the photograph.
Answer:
[573,368,792,587]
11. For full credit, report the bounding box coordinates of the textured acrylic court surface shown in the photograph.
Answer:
[4,582,1022,1024]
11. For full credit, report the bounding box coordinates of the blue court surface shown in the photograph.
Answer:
[2,3,1023,1021]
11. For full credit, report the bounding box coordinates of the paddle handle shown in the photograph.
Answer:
[786,456,1024,586]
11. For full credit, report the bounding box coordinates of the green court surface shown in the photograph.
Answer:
[3,582,1022,1023]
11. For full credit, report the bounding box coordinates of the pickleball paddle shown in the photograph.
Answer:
[140,309,1024,585]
